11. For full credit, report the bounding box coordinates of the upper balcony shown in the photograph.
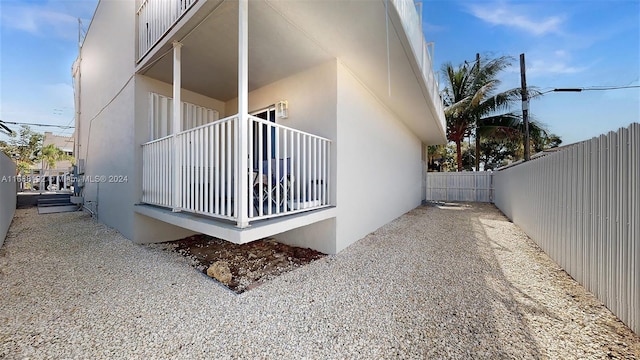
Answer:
[136,0,447,145]
[391,0,446,134]
[136,0,198,61]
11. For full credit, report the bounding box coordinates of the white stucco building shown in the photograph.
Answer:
[73,0,446,254]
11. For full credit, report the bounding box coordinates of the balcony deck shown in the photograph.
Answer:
[135,203,336,244]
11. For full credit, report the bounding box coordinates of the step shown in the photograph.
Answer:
[37,204,79,214]
[17,192,73,209]
[38,198,72,206]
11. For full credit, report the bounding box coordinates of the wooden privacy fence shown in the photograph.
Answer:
[425,172,493,202]
[493,123,639,334]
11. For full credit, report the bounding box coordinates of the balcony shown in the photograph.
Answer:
[136,0,445,135]
[137,0,198,61]
[391,0,446,132]
[141,103,332,231]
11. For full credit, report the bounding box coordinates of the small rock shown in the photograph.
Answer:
[207,261,232,284]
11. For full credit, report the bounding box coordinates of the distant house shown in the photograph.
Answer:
[26,132,74,191]
[42,131,74,171]
[72,0,446,254]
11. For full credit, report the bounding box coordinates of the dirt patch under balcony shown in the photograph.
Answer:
[151,235,326,294]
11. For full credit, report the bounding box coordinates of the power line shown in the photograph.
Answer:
[582,85,640,91]
[0,119,75,129]
[534,85,640,98]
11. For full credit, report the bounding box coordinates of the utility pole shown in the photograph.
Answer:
[520,53,530,161]
[475,53,481,171]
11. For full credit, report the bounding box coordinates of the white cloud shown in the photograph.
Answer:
[529,61,588,75]
[468,3,564,36]
[0,1,95,40]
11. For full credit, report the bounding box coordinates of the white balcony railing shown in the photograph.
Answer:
[141,113,332,225]
[248,115,331,220]
[391,0,446,130]
[142,135,174,208]
[137,0,198,61]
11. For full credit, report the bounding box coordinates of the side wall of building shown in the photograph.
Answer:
[334,62,423,252]
[75,0,137,239]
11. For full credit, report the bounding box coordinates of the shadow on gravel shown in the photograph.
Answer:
[419,203,544,358]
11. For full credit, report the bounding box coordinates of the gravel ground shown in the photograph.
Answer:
[1,204,638,359]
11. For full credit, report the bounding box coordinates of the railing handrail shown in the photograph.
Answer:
[176,113,238,136]
[142,113,333,146]
[248,115,333,143]
[136,0,150,15]
[142,134,174,146]
[142,114,238,147]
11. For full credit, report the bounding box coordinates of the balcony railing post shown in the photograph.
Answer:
[236,0,249,228]
[172,41,183,211]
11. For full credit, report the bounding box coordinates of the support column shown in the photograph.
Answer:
[236,0,249,228]
[172,41,183,211]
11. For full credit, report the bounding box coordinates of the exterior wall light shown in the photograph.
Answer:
[277,100,289,119]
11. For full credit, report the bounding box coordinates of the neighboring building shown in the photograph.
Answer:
[25,131,74,191]
[28,132,74,174]
[73,0,447,254]
[42,131,74,171]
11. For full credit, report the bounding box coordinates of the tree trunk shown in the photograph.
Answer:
[456,140,462,172]
[475,127,480,172]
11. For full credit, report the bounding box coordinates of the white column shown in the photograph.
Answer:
[172,41,182,211]
[236,0,249,228]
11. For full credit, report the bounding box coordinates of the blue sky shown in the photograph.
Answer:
[422,0,640,144]
[0,0,638,145]
[0,0,97,140]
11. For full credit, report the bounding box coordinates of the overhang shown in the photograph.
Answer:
[137,0,446,144]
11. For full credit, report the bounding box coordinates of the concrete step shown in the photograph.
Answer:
[38,198,71,206]
[36,193,78,214]
[18,192,73,208]
[38,204,79,214]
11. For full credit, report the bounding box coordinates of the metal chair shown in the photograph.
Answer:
[252,158,293,215]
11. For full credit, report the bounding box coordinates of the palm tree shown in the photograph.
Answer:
[478,118,560,167]
[40,144,73,171]
[441,55,534,171]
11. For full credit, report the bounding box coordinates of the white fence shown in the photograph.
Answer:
[425,172,493,202]
[493,123,639,334]
[1,152,16,247]
[142,113,332,225]
[16,168,73,192]
[137,0,197,60]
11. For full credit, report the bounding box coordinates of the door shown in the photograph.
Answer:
[251,107,276,169]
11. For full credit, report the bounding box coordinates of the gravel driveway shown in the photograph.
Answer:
[1,204,638,359]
